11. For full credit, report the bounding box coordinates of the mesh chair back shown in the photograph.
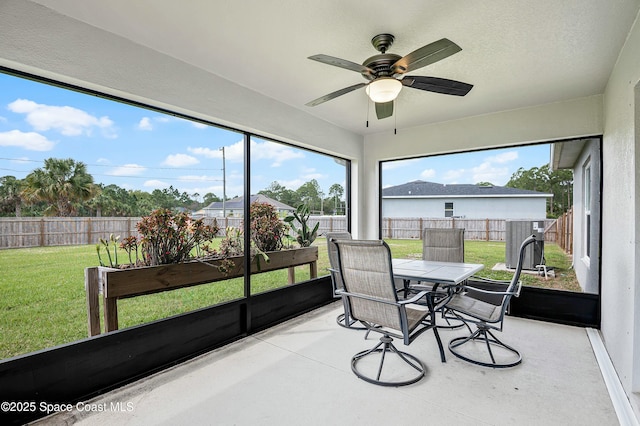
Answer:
[335,240,402,331]
[505,234,536,295]
[326,232,352,293]
[422,228,465,263]
[491,234,537,317]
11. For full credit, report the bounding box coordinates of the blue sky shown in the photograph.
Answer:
[0,72,551,199]
[0,73,347,201]
[382,144,551,188]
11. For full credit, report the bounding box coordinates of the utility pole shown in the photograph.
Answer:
[220,147,226,218]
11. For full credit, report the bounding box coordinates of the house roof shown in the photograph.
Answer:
[203,194,295,211]
[550,137,595,170]
[382,180,552,198]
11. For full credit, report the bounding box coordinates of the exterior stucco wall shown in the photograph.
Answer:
[601,9,640,417]
[571,139,601,294]
[382,197,548,219]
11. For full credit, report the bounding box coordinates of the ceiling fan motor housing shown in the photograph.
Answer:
[362,53,402,79]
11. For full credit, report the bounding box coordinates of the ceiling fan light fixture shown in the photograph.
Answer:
[365,77,402,103]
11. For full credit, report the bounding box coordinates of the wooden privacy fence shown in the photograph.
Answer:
[1,215,562,249]
[546,208,573,254]
[381,217,558,242]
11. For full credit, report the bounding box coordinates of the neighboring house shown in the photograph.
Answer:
[551,138,601,294]
[382,180,552,219]
[202,194,295,218]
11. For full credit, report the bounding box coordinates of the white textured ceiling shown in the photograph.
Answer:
[31,0,640,135]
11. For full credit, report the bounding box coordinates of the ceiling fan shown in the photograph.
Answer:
[305,34,473,120]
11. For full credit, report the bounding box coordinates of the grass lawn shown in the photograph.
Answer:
[0,238,577,360]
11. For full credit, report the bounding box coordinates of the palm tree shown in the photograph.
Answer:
[23,158,95,216]
[0,175,25,217]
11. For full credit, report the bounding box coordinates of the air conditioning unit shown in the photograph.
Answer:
[505,220,544,270]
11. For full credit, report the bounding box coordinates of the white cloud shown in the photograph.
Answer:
[107,164,147,176]
[485,151,518,164]
[303,173,326,180]
[251,140,305,167]
[143,180,170,189]
[420,168,436,179]
[188,139,305,167]
[191,122,208,129]
[8,98,115,137]
[188,140,246,163]
[443,169,466,182]
[472,162,510,183]
[138,117,153,131]
[162,153,200,167]
[0,130,55,151]
[188,146,223,159]
[96,158,110,164]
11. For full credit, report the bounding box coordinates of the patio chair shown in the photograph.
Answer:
[404,228,465,293]
[407,228,466,328]
[334,239,445,386]
[326,232,366,330]
[441,234,537,368]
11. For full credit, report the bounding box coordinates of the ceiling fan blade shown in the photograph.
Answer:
[375,101,394,119]
[402,76,473,96]
[392,38,462,74]
[305,83,367,107]
[308,54,375,78]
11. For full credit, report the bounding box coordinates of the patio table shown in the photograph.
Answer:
[391,259,484,289]
[390,259,484,362]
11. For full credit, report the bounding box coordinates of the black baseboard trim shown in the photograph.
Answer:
[510,286,600,328]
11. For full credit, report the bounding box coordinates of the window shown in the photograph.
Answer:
[445,202,454,217]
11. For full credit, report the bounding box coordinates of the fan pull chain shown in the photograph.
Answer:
[366,98,370,127]
[394,101,397,134]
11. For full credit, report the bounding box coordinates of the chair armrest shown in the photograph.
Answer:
[335,288,430,306]
[460,280,523,297]
[335,289,407,306]
[398,291,429,305]
[466,275,509,285]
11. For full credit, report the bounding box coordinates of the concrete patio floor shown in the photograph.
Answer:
[39,302,619,425]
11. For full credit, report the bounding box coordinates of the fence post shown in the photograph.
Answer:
[39,218,45,247]
[85,267,101,336]
[485,218,489,241]
[87,217,92,245]
[419,218,423,239]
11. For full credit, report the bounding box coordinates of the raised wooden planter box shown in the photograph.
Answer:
[85,246,318,336]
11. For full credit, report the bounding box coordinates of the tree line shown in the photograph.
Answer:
[0,157,346,217]
[0,158,569,218]
[505,164,573,218]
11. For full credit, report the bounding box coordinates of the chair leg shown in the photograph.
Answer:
[448,325,522,368]
[336,313,367,330]
[351,335,426,386]
[433,326,446,363]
